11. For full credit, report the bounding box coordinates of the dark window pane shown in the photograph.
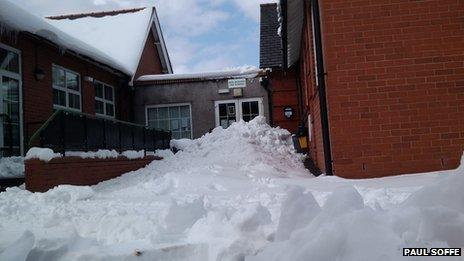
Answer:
[250,101,259,114]
[68,93,80,109]
[104,85,113,101]
[180,106,190,117]
[170,119,180,131]
[66,71,79,91]
[242,102,250,115]
[106,103,114,117]
[53,89,66,106]
[52,67,65,88]
[0,48,19,73]
[219,104,227,117]
[94,82,104,98]
[95,100,104,114]
[147,108,157,121]
[169,106,179,118]
[158,107,169,119]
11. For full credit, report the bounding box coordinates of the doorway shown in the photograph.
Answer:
[214,98,263,128]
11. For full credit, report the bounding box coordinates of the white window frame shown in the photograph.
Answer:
[52,64,81,112]
[94,80,115,119]
[145,103,193,139]
[0,43,23,155]
[214,97,264,127]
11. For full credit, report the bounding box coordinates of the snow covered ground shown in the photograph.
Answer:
[0,117,463,260]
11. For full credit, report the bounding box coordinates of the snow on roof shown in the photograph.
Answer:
[0,0,130,75]
[136,66,264,82]
[47,7,154,77]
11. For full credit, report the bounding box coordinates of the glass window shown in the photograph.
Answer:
[94,81,115,118]
[218,103,236,128]
[241,101,260,122]
[147,104,192,139]
[52,65,81,110]
[0,48,19,73]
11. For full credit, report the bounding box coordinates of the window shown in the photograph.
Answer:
[52,65,81,111]
[146,104,192,139]
[94,81,115,118]
[0,43,22,157]
[215,98,263,128]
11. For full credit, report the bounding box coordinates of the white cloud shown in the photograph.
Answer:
[232,0,278,22]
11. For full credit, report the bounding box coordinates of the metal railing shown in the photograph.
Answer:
[28,110,172,155]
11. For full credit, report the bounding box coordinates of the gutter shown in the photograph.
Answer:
[260,71,274,126]
[311,0,333,176]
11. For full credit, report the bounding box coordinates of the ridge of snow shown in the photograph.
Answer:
[25,148,152,162]
[0,0,132,75]
[137,66,263,82]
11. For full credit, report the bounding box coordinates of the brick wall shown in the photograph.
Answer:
[25,156,160,192]
[134,32,165,80]
[0,33,133,149]
[301,0,464,178]
[270,69,300,133]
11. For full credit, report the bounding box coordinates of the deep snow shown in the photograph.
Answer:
[0,117,463,260]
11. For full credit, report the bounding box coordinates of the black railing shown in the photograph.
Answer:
[28,110,171,155]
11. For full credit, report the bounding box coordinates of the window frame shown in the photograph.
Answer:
[52,64,81,112]
[214,97,264,127]
[0,42,23,156]
[145,103,193,139]
[94,80,115,119]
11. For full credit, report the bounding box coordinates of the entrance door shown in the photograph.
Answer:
[0,44,22,157]
[215,98,263,128]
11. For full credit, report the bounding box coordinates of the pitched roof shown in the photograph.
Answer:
[47,7,172,81]
[0,0,127,74]
[259,3,283,69]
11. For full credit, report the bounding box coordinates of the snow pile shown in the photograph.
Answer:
[25,148,61,162]
[249,166,464,261]
[66,150,119,159]
[25,148,152,161]
[121,150,145,160]
[171,116,305,173]
[0,157,24,179]
[0,117,462,260]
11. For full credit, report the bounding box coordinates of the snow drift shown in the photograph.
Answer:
[0,117,462,260]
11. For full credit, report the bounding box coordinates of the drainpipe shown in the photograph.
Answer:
[260,74,274,126]
[311,0,333,176]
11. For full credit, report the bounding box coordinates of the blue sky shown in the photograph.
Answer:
[15,0,277,73]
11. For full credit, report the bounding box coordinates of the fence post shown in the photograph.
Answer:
[83,115,88,151]
[118,122,122,153]
[60,112,66,156]
[102,120,107,150]
[143,128,146,156]
[131,125,135,151]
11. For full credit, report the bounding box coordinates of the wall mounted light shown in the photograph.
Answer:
[34,67,45,81]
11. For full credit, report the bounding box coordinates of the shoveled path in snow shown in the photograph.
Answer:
[0,117,463,261]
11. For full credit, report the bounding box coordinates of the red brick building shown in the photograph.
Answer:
[0,1,171,157]
[272,0,464,178]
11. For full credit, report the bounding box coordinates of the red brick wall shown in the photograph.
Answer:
[25,156,160,192]
[0,33,132,147]
[270,68,300,133]
[300,4,326,173]
[134,31,165,80]
[301,0,464,178]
